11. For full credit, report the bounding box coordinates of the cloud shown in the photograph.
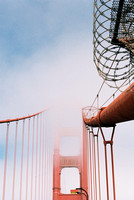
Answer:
[0,30,96,117]
[0,0,91,63]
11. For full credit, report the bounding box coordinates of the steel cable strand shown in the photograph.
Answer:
[89,129,93,200]
[86,128,90,200]
[19,120,25,200]
[93,132,98,200]
[41,113,45,199]
[26,119,31,200]
[96,111,116,200]
[12,122,18,200]
[30,117,35,200]
[85,52,132,120]
[91,131,96,200]
[38,114,42,200]
[35,116,39,200]
[0,109,47,124]
[2,123,10,200]
[96,129,101,200]
[0,110,47,200]
[44,134,47,200]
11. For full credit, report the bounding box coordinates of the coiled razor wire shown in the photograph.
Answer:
[93,0,134,88]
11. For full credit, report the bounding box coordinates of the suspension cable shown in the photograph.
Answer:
[2,123,10,200]
[20,120,25,200]
[31,117,35,200]
[12,122,18,200]
[38,114,42,200]
[0,109,47,124]
[26,118,31,200]
[35,116,39,200]
[89,128,93,200]
[96,129,101,200]
[41,113,45,199]
[0,109,48,200]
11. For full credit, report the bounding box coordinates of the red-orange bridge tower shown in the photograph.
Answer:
[53,128,88,200]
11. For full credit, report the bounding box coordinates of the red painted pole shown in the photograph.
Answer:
[83,83,134,127]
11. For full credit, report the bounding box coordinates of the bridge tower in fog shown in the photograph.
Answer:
[53,127,88,200]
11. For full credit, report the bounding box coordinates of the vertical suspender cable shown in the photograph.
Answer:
[89,130,93,200]
[35,116,39,200]
[47,147,49,199]
[49,147,52,199]
[104,142,109,200]
[49,149,51,200]
[96,130,101,200]
[97,94,99,110]
[50,150,53,200]
[48,144,51,199]
[49,146,51,199]
[38,114,42,200]
[99,123,116,200]
[26,119,31,200]
[46,144,48,200]
[41,113,45,199]
[87,129,90,200]
[98,123,110,200]
[51,150,53,199]
[111,143,116,200]
[20,120,25,200]
[12,122,18,200]
[93,134,98,200]
[2,123,10,200]
[0,110,47,200]
[92,133,97,200]
[44,124,47,200]
[30,117,35,200]
[111,127,116,200]
[92,132,95,200]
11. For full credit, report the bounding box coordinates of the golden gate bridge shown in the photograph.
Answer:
[0,0,134,200]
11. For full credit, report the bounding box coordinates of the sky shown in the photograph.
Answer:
[0,0,133,199]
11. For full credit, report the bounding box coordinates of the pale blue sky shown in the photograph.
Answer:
[0,0,92,64]
[0,0,95,118]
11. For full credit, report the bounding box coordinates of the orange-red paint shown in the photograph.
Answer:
[83,83,134,127]
[53,128,88,200]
